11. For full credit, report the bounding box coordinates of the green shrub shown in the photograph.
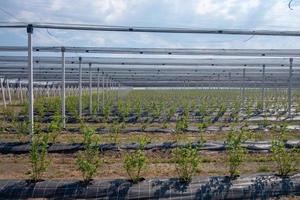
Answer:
[166,105,176,121]
[48,115,63,132]
[217,104,226,118]
[13,119,29,135]
[2,107,15,120]
[117,100,130,122]
[20,101,29,115]
[35,98,46,120]
[197,122,207,132]
[175,116,188,133]
[66,96,79,119]
[226,131,246,177]
[28,133,50,181]
[173,146,200,183]
[198,103,207,118]
[76,126,101,182]
[245,104,252,118]
[162,121,168,129]
[134,99,142,119]
[123,136,148,183]
[271,139,296,177]
[0,120,4,133]
[124,150,146,183]
[110,121,121,144]
[102,103,111,122]
[278,123,288,142]
[47,115,63,143]
[257,101,263,111]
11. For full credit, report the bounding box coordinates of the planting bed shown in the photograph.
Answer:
[0,174,299,199]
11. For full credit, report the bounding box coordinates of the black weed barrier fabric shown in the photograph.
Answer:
[0,140,299,154]
[0,174,299,199]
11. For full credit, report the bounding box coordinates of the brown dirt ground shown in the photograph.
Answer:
[0,151,299,180]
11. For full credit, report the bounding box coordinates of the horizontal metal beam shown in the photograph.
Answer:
[1,46,300,57]
[1,56,300,66]
[1,23,300,37]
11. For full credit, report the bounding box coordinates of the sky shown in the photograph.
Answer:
[1,0,300,49]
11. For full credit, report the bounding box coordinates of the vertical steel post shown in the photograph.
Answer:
[288,58,293,118]
[19,80,23,103]
[102,74,105,111]
[112,81,115,100]
[6,79,12,104]
[118,82,120,100]
[89,63,92,115]
[17,79,20,99]
[27,24,34,135]
[107,77,110,100]
[97,68,100,111]
[109,79,112,97]
[262,64,266,113]
[1,78,6,108]
[242,68,246,107]
[46,82,50,98]
[217,74,220,90]
[61,47,66,128]
[79,57,82,119]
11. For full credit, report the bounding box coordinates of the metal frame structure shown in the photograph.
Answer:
[1,23,300,134]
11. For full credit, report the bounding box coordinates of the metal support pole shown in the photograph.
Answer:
[46,82,50,98]
[117,82,120,100]
[97,68,100,111]
[19,80,23,103]
[0,78,6,108]
[262,64,265,113]
[242,68,246,107]
[61,47,66,128]
[109,78,112,99]
[106,77,110,100]
[89,63,92,115]
[112,81,115,100]
[79,57,82,119]
[27,24,34,135]
[102,74,105,111]
[288,58,293,117]
[6,79,12,104]
[17,80,20,99]
[217,74,220,90]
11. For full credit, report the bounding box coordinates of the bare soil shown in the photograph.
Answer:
[0,151,299,180]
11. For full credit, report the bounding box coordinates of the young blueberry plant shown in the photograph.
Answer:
[28,132,50,182]
[110,120,121,144]
[102,103,111,122]
[197,121,208,144]
[48,115,63,143]
[13,119,30,140]
[76,126,101,182]
[173,145,200,183]
[271,130,296,177]
[175,116,188,133]
[123,136,149,183]
[226,130,246,178]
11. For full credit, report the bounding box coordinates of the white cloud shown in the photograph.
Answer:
[92,0,127,23]
[2,0,300,48]
[49,0,65,11]
[195,0,261,21]
[260,0,300,29]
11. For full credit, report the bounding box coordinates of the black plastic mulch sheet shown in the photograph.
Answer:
[0,140,299,154]
[0,174,299,199]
